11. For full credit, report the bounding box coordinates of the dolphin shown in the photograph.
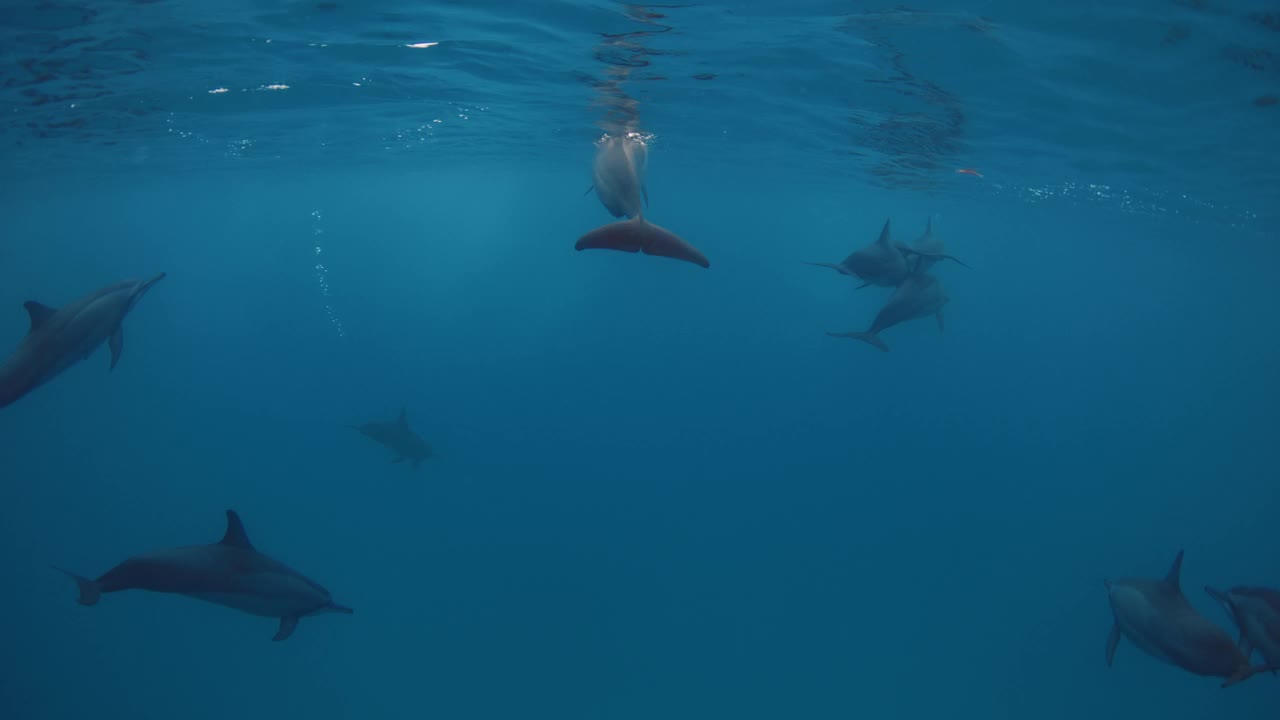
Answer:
[353,406,433,469]
[0,273,165,408]
[906,218,969,273]
[576,133,710,269]
[59,510,352,642]
[1205,585,1280,673]
[826,267,949,352]
[1104,550,1274,687]
[804,219,910,288]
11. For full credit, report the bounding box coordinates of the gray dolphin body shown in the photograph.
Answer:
[0,273,166,409]
[576,133,710,269]
[805,219,910,288]
[60,510,352,642]
[826,268,948,352]
[1105,551,1274,687]
[355,406,433,469]
[1206,585,1280,673]
[906,218,969,273]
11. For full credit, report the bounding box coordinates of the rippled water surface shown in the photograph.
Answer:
[3,0,1278,226]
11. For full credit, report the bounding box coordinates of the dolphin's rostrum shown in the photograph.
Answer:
[0,273,166,408]
[59,510,352,642]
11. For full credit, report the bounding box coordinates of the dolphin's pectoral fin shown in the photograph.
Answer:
[1221,663,1272,688]
[936,309,945,333]
[108,326,124,370]
[1105,623,1121,667]
[273,616,299,642]
[23,301,57,335]
[856,281,872,290]
[219,510,255,550]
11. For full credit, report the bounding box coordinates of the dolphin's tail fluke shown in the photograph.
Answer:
[55,567,101,606]
[576,217,710,269]
[827,331,889,352]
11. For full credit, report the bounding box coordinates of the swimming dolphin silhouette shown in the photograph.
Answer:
[353,406,433,469]
[0,273,165,408]
[1205,585,1280,674]
[906,218,969,273]
[576,133,710,268]
[59,510,352,642]
[804,219,912,288]
[1104,550,1274,687]
[826,267,949,352]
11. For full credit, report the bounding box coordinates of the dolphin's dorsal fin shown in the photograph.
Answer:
[220,510,254,549]
[875,219,892,247]
[23,301,57,334]
[397,406,408,428]
[1165,549,1185,590]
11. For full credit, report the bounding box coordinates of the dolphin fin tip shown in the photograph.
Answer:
[55,566,101,606]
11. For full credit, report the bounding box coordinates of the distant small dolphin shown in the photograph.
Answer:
[826,268,949,352]
[59,510,352,642]
[805,219,909,288]
[906,218,969,273]
[1205,585,1280,674]
[0,273,165,408]
[1104,550,1274,687]
[576,133,710,268]
[353,406,433,469]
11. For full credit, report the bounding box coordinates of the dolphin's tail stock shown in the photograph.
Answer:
[55,567,102,606]
[576,217,710,269]
[827,330,889,352]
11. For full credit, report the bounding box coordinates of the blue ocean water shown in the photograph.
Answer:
[1,1,1278,718]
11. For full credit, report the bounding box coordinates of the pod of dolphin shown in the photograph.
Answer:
[1,136,1277,685]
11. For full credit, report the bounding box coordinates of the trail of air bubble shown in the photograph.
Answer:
[311,210,346,339]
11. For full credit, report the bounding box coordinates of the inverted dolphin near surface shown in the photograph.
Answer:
[1104,550,1274,687]
[576,133,710,269]
[826,267,949,352]
[59,510,352,642]
[353,406,433,469]
[1205,584,1280,674]
[0,273,165,408]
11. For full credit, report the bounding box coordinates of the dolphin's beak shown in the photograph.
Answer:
[139,272,167,294]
